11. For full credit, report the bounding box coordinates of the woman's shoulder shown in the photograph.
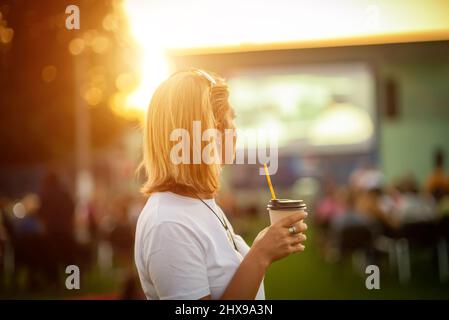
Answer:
[137,191,207,231]
[136,192,212,254]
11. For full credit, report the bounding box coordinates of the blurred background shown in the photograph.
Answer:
[1,0,449,299]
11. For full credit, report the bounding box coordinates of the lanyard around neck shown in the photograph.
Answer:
[194,194,239,252]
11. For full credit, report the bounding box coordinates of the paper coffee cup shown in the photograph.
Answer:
[267,199,307,225]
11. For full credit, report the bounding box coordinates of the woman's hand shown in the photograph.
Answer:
[219,212,307,300]
[251,212,308,267]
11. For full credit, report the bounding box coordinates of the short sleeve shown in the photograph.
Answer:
[145,222,210,300]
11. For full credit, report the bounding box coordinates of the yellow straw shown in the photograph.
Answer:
[263,163,277,199]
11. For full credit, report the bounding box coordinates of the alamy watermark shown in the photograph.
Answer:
[65,264,80,290]
[365,265,380,290]
[169,121,279,175]
[65,5,80,30]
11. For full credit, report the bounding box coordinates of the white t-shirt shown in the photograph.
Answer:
[134,191,265,300]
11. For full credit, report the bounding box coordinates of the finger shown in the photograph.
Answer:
[289,233,306,245]
[290,222,308,233]
[290,243,305,253]
[286,222,307,233]
[276,212,307,227]
[293,233,307,241]
[288,232,305,241]
[297,221,307,232]
[282,223,307,238]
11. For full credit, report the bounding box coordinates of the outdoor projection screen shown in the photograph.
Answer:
[227,63,377,154]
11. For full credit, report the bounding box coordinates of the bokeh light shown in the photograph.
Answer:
[0,9,13,44]
[68,38,85,55]
[12,202,26,219]
[83,87,103,106]
[91,36,110,54]
[41,65,57,83]
[102,14,119,32]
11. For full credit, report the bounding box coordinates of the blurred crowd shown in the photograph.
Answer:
[314,149,449,282]
[0,170,144,298]
[1,148,448,296]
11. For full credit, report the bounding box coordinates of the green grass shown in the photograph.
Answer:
[0,266,122,300]
[2,218,449,300]
[258,224,449,299]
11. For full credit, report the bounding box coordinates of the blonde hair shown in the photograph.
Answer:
[140,69,233,196]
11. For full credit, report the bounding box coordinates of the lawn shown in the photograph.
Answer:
[260,224,449,299]
[2,219,448,300]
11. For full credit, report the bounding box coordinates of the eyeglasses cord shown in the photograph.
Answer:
[194,194,239,252]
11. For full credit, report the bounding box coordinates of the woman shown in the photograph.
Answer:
[135,68,307,300]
